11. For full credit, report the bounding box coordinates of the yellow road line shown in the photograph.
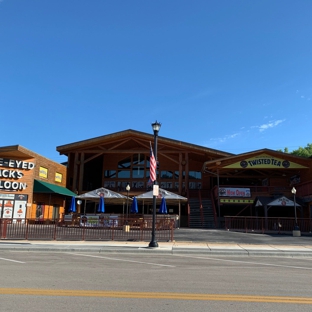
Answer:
[0,288,311,304]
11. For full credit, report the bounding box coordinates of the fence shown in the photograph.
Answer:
[0,216,174,241]
[225,216,312,234]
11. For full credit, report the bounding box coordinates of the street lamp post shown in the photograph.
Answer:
[77,200,82,215]
[291,186,301,236]
[149,121,161,248]
[126,183,130,222]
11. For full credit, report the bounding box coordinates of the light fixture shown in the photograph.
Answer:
[152,121,161,133]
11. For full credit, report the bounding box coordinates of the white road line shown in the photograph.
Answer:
[0,257,25,264]
[174,254,312,270]
[65,252,176,267]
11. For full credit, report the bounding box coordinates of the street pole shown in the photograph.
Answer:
[291,187,300,236]
[126,183,130,223]
[149,121,161,248]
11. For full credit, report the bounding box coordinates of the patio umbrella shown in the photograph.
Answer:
[97,195,105,213]
[69,196,76,213]
[159,197,167,214]
[130,196,138,214]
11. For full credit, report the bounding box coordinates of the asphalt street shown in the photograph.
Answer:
[1,249,312,311]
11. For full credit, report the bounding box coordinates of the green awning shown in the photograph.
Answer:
[34,180,76,197]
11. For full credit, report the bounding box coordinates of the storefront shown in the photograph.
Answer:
[0,145,76,221]
[203,149,312,220]
[57,131,312,228]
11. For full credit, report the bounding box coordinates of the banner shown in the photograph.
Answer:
[224,154,308,169]
[219,187,251,197]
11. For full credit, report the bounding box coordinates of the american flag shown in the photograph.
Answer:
[149,143,157,183]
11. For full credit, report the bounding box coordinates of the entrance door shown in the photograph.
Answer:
[52,205,60,221]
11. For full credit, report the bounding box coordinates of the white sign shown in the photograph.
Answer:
[153,185,159,196]
[13,201,26,219]
[2,200,13,218]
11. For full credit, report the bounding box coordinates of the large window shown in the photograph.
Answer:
[104,170,116,178]
[104,154,192,190]
[118,157,131,169]
[132,167,145,178]
[189,171,202,180]
[117,170,131,178]
[133,154,145,166]
[161,171,173,179]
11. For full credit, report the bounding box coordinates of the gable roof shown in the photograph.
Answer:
[57,129,232,158]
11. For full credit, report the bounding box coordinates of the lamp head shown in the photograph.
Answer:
[77,200,82,205]
[151,121,161,134]
[126,183,130,191]
[291,187,296,195]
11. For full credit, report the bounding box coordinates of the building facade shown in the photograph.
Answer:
[0,145,75,222]
[57,129,312,227]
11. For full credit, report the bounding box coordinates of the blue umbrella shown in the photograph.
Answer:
[69,196,76,213]
[159,197,167,214]
[97,195,105,213]
[130,196,138,214]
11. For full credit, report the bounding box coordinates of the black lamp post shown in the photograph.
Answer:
[291,187,300,231]
[149,121,161,248]
[126,183,130,222]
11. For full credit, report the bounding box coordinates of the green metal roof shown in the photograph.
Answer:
[34,180,76,197]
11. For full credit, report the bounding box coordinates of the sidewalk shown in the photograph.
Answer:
[1,239,312,257]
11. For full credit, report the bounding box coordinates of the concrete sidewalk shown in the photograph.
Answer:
[1,239,312,257]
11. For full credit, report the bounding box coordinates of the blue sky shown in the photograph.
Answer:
[1,0,311,163]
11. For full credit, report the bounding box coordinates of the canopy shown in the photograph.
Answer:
[136,188,187,203]
[136,188,186,228]
[76,187,129,204]
[255,196,300,207]
[34,179,77,197]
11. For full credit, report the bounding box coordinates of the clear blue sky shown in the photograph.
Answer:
[1,0,311,163]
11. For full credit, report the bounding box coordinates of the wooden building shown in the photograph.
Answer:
[56,129,231,225]
[203,149,312,221]
[0,145,76,221]
[56,130,312,228]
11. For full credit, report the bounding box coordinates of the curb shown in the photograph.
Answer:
[2,244,312,257]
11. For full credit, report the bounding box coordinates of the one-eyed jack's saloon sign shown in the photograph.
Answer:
[224,154,308,169]
[0,158,35,191]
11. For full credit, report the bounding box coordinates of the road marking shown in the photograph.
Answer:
[0,257,25,264]
[174,254,312,270]
[0,288,311,304]
[65,252,176,267]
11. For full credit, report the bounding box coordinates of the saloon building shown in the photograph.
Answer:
[0,145,76,222]
[56,129,312,228]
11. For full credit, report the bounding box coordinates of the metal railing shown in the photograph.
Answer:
[225,216,312,234]
[0,217,175,241]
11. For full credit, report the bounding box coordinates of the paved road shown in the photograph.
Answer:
[1,250,312,311]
